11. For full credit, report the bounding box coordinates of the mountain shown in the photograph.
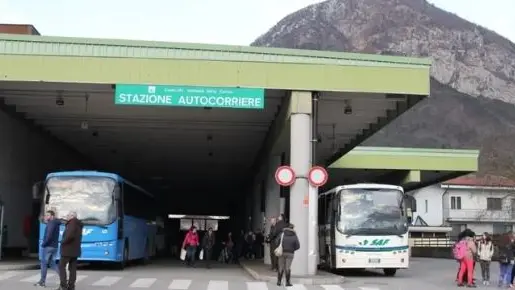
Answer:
[252,0,515,177]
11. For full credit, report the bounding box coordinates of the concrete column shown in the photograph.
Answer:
[252,184,261,231]
[307,184,319,274]
[264,155,282,265]
[245,190,253,231]
[288,91,312,276]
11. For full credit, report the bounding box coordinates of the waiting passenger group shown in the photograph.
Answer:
[180,213,300,286]
[454,229,515,288]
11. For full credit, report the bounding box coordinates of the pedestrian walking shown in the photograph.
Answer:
[455,231,477,287]
[267,217,278,271]
[497,232,514,288]
[275,223,300,287]
[56,211,83,290]
[34,210,61,287]
[201,227,215,268]
[182,226,199,267]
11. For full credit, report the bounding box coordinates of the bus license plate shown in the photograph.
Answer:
[369,258,380,263]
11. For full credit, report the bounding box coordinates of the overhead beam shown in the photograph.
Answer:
[402,170,421,184]
[0,96,95,169]
[329,146,479,172]
[324,94,425,167]
[249,93,290,174]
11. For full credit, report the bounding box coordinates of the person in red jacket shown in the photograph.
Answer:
[182,226,200,267]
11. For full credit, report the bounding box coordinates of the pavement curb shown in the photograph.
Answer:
[240,263,345,285]
[0,264,39,271]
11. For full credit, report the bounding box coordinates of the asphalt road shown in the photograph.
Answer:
[0,258,501,290]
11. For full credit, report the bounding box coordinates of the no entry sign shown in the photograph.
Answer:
[275,166,295,186]
[308,166,328,187]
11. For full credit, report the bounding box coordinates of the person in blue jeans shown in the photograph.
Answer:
[497,232,514,288]
[35,210,61,287]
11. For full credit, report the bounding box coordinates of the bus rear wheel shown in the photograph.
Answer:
[383,268,397,276]
[119,243,129,269]
[142,239,150,264]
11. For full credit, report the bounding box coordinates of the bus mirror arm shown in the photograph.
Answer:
[44,185,51,204]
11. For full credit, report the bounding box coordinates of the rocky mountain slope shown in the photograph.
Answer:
[252,0,515,177]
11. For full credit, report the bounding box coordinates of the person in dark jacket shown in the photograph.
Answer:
[498,232,514,287]
[57,211,83,290]
[276,223,300,287]
[35,210,61,287]
[201,227,216,268]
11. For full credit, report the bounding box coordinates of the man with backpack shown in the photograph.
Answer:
[454,230,477,287]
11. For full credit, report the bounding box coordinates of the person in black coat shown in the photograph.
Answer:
[201,228,216,268]
[57,211,83,290]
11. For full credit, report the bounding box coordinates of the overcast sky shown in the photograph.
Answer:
[0,0,513,45]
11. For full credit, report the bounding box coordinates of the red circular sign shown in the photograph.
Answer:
[308,166,328,187]
[275,166,295,186]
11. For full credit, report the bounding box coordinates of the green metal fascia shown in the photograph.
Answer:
[0,33,431,67]
[402,170,421,184]
[329,146,479,172]
[0,55,430,95]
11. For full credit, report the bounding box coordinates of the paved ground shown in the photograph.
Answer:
[0,258,503,290]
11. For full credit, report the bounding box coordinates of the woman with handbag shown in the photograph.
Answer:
[274,223,300,287]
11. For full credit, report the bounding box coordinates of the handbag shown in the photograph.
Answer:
[199,249,204,260]
[274,233,284,257]
[180,248,187,261]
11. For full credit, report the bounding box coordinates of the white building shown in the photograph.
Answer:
[409,174,515,236]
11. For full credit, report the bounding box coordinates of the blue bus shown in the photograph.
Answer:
[38,171,158,268]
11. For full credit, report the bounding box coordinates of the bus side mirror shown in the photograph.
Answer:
[32,181,42,200]
[114,186,121,199]
[403,195,417,212]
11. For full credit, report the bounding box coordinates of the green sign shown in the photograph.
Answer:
[114,84,264,109]
[359,239,390,246]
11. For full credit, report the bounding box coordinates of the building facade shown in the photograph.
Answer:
[409,175,515,236]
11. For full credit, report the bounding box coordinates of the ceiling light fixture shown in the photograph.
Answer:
[55,91,64,106]
[343,100,352,115]
[80,121,89,130]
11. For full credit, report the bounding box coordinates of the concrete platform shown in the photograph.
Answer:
[0,258,39,270]
[240,260,344,285]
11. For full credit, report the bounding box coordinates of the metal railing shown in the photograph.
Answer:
[443,208,515,222]
[410,237,454,248]
[410,236,505,260]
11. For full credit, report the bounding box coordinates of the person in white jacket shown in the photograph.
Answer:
[477,232,494,285]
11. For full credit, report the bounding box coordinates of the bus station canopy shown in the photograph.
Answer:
[326,146,479,191]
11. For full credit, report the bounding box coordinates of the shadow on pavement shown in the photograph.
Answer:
[78,257,241,271]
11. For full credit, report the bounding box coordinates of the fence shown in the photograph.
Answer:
[410,236,505,260]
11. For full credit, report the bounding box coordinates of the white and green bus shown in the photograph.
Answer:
[318,184,410,276]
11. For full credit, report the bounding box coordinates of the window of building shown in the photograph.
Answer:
[450,196,462,209]
[424,200,428,213]
[486,198,502,210]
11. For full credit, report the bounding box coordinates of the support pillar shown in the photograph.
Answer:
[245,190,253,231]
[252,185,261,231]
[264,155,281,265]
[288,91,313,276]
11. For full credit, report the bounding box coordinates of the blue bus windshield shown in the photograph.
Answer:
[44,176,117,225]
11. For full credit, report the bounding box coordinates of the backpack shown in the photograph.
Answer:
[453,240,468,260]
